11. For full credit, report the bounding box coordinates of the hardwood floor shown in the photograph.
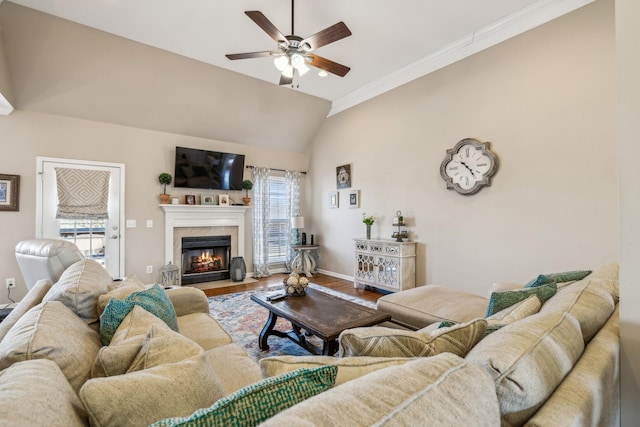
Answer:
[201,272,385,303]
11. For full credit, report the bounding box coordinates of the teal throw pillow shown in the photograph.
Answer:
[100,284,178,345]
[149,365,338,427]
[485,282,557,317]
[525,270,591,288]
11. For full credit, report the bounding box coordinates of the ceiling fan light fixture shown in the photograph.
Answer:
[274,55,289,71]
[297,62,310,76]
[290,53,305,68]
[282,64,294,78]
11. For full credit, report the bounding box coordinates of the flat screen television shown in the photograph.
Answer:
[174,146,245,191]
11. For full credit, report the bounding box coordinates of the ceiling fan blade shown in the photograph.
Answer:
[279,73,293,86]
[226,51,274,60]
[306,54,350,77]
[300,22,352,50]
[245,11,288,44]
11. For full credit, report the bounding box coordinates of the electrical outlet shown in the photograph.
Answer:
[146,219,153,228]
[146,265,153,274]
[5,278,16,289]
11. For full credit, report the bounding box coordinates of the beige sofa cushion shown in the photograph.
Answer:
[539,279,615,343]
[466,311,585,427]
[165,286,212,316]
[80,350,225,427]
[260,355,417,386]
[204,343,263,395]
[486,294,541,324]
[43,259,113,330]
[585,262,619,300]
[0,359,87,427]
[0,301,101,392]
[0,279,52,343]
[177,312,234,350]
[376,285,488,329]
[338,318,487,357]
[260,353,500,427]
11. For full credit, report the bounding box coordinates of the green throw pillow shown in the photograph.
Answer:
[100,284,178,345]
[485,282,557,317]
[149,365,338,427]
[524,270,591,288]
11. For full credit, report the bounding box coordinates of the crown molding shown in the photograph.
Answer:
[328,0,596,117]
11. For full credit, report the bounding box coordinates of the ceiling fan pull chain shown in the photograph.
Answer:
[291,0,295,35]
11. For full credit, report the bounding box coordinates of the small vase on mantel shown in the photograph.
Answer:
[366,224,371,240]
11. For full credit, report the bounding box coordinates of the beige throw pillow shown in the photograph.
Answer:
[97,274,147,316]
[260,355,417,386]
[486,294,541,325]
[466,311,584,427]
[338,318,487,358]
[0,301,101,392]
[43,259,113,329]
[80,350,225,427]
[260,354,500,427]
[128,324,203,372]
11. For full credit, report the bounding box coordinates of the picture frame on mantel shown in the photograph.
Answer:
[218,194,230,206]
[0,174,19,211]
[201,194,215,205]
[329,191,339,209]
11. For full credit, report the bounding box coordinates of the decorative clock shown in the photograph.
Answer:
[440,138,499,195]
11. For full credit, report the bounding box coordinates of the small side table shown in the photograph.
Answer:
[290,244,320,277]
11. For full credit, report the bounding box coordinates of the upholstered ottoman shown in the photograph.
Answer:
[376,285,488,329]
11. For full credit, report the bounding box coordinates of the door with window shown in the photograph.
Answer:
[36,157,125,278]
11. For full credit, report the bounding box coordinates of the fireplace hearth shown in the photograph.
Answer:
[181,235,231,284]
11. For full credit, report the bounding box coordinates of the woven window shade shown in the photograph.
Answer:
[55,168,111,219]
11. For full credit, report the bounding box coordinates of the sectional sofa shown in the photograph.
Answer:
[0,256,619,426]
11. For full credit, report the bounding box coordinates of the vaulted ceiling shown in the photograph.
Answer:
[0,0,595,151]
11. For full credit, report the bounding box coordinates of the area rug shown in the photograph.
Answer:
[207,283,375,362]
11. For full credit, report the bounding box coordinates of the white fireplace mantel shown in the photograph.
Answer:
[160,204,249,264]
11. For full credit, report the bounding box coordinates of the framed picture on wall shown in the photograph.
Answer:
[218,194,230,206]
[0,174,19,211]
[336,164,351,189]
[349,190,360,208]
[329,191,339,209]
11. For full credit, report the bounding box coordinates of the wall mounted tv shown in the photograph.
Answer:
[174,146,245,191]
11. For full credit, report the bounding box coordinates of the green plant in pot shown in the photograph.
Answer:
[242,179,253,206]
[158,173,172,204]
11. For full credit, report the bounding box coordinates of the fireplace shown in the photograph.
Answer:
[181,235,231,284]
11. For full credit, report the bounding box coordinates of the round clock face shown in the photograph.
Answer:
[440,138,498,195]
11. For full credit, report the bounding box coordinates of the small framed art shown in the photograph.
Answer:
[329,191,339,209]
[349,190,360,208]
[218,194,230,206]
[0,174,20,211]
[201,194,215,205]
[185,195,196,205]
[336,164,351,189]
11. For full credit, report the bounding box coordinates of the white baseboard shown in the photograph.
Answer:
[317,269,353,282]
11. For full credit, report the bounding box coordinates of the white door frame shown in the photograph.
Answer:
[36,156,126,277]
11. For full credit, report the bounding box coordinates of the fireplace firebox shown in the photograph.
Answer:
[181,235,231,284]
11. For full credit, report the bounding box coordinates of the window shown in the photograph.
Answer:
[267,176,289,263]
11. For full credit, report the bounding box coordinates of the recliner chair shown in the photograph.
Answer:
[15,239,84,290]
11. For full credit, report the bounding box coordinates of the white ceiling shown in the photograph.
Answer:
[5,0,594,116]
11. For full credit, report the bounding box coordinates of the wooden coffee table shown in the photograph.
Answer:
[251,287,391,356]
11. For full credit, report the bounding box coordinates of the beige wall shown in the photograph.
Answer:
[0,110,308,303]
[308,0,618,293]
[616,0,640,423]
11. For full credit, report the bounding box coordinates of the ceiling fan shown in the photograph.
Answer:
[225,0,352,86]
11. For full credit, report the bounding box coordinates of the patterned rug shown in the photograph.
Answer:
[207,283,375,362]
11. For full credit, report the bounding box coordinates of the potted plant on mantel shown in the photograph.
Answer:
[158,173,172,204]
[242,179,253,206]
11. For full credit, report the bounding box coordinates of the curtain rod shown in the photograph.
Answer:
[245,165,307,175]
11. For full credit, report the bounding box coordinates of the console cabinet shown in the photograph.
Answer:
[353,239,416,292]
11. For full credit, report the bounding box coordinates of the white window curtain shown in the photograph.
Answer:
[251,167,272,278]
[285,170,302,266]
[55,168,111,219]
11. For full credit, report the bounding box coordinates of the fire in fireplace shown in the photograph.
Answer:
[181,235,231,284]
